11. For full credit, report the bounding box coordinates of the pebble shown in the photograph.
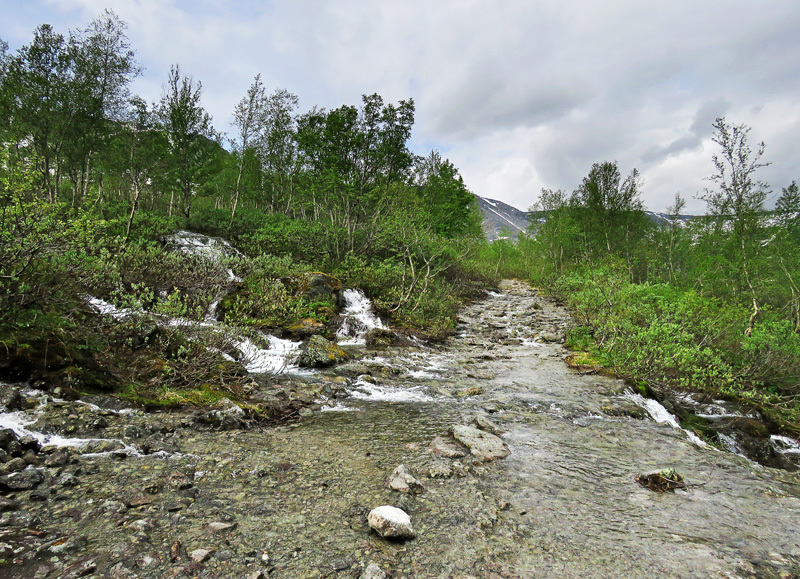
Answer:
[361,561,387,579]
[189,547,214,562]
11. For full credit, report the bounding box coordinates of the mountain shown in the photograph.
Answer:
[474,195,531,241]
[474,194,695,241]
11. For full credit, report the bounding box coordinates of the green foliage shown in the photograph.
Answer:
[549,267,800,432]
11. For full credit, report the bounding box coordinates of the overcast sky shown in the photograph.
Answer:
[4,0,800,213]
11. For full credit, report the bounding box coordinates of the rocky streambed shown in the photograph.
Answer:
[1,280,799,578]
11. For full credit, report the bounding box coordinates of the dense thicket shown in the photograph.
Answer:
[0,13,487,402]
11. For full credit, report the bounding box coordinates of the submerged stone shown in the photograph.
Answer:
[429,435,467,458]
[362,562,387,579]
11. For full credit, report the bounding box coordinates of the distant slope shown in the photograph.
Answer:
[474,195,531,241]
[474,193,694,241]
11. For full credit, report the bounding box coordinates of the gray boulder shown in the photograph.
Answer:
[0,468,44,491]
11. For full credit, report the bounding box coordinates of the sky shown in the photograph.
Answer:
[3,0,800,213]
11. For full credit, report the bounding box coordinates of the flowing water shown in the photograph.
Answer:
[2,281,799,578]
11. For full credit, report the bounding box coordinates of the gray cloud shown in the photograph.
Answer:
[641,97,731,164]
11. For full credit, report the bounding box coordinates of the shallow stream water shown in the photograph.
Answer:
[2,280,799,578]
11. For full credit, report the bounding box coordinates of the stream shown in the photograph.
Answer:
[1,280,799,578]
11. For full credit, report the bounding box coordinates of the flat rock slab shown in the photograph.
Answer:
[429,435,467,458]
[450,425,510,462]
[367,505,416,539]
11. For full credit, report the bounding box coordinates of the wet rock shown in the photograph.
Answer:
[367,505,416,539]
[365,328,396,348]
[450,425,510,462]
[428,462,453,478]
[3,457,28,473]
[23,449,40,465]
[49,535,88,554]
[361,562,387,579]
[429,435,467,458]
[57,472,79,487]
[539,332,562,343]
[192,397,246,431]
[284,317,326,339]
[169,540,181,561]
[385,464,424,495]
[18,435,40,452]
[189,547,215,562]
[296,272,344,308]
[102,500,128,514]
[0,497,20,512]
[716,418,792,469]
[45,448,74,468]
[129,519,154,533]
[331,557,352,571]
[60,558,97,579]
[473,414,503,435]
[77,439,126,454]
[0,384,22,411]
[0,467,44,490]
[297,335,350,368]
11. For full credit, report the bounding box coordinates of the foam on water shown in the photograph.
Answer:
[771,435,800,456]
[87,296,134,320]
[348,379,436,403]
[234,334,305,374]
[87,295,305,376]
[0,409,141,456]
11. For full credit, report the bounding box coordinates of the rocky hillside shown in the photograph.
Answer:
[474,196,531,241]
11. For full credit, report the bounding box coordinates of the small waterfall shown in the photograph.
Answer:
[163,230,242,282]
[622,390,709,448]
[87,296,305,376]
[337,289,386,345]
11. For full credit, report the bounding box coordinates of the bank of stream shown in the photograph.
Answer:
[1,280,799,578]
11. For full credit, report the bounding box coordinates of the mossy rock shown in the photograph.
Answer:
[284,318,326,339]
[365,328,396,348]
[292,272,343,308]
[297,335,350,368]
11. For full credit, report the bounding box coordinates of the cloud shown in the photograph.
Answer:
[7,0,800,212]
[641,97,731,164]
